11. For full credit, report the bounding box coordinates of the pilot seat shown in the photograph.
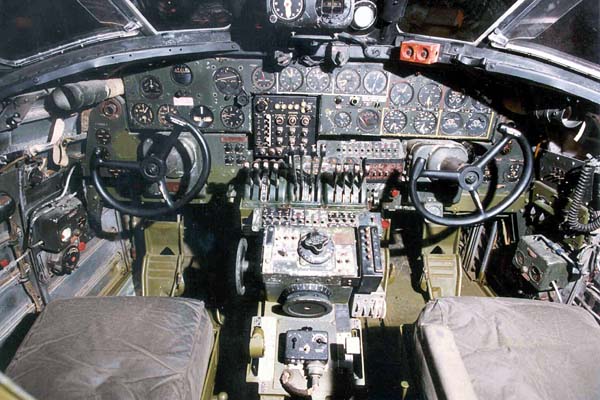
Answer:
[414,296,600,400]
[4,296,218,400]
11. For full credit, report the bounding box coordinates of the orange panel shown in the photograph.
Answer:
[399,41,441,65]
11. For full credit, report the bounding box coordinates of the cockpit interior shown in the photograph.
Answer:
[0,0,600,399]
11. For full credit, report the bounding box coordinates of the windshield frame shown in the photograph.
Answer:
[489,0,600,80]
[0,0,239,68]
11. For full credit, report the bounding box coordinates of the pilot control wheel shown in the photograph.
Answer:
[409,124,533,226]
[90,114,211,217]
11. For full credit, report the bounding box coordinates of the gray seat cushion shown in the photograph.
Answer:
[415,296,600,400]
[5,296,214,400]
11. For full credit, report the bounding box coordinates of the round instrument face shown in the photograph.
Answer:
[363,70,387,95]
[466,113,489,136]
[189,105,214,128]
[157,105,179,126]
[357,109,380,132]
[444,90,468,109]
[383,109,407,134]
[441,112,464,135]
[140,76,163,99]
[171,64,193,86]
[333,111,352,128]
[271,0,304,21]
[418,83,442,108]
[336,69,361,93]
[95,129,111,145]
[251,67,276,92]
[306,68,331,92]
[220,105,245,129]
[390,82,414,106]
[131,103,154,125]
[413,111,437,135]
[279,66,303,91]
[213,67,242,95]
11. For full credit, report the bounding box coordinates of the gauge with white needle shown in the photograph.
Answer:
[272,0,304,21]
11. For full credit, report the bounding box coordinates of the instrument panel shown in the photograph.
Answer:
[123,59,497,143]
[89,57,513,209]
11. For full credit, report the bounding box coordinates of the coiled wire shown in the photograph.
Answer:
[567,159,600,232]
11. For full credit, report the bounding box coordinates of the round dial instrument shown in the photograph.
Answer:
[157,104,179,126]
[363,70,387,95]
[418,83,442,108]
[189,105,214,128]
[333,111,352,128]
[466,113,489,136]
[279,66,303,91]
[390,82,414,106]
[95,129,111,145]
[336,69,360,93]
[444,90,468,109]
[220,105,245,129]
[271,0,304,21]
[171,64,193,85]
[383,110,407,134]
[140,76,162,99]
[131,103,154,125]
[441,112,464,135]
[306,68,331,92]
[213,67,242,95]
[413,111,437,135]
[357,109,380,132]
[251,67,276,91]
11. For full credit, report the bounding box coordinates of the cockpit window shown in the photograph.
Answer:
[507,0,600,65]
[0,0,131,61]
[397,0,519,42]
[132,0,232,31]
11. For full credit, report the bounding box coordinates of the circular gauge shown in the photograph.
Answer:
[466,113,489,136]
[171,64,193,85]
[413,111,437,135]
[100,99,122,120]
[418,83,442,108]
[95,129,111,145]
[383,110,407,134]
[336,69,361,93]
[306,68,330,92]
[189,105,214,128]
[279,66,303,91]
[472,99,490,112]
[444,90,468,109]
[441,112,464,135]
[157,104,179,126]
[351,0,378,30]
[131,103,154,125]
[271,0,304,21]
[363,70,387,95]
[213,67,242,95]
[333,111,352,128]
[251,67,276,92]
[140,76,163,99]
[220,105,245,129]
[357,109,380,132]
[390,82,414,106]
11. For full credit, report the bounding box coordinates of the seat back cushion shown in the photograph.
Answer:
[416,297,600,400]
[5,296,214,400]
